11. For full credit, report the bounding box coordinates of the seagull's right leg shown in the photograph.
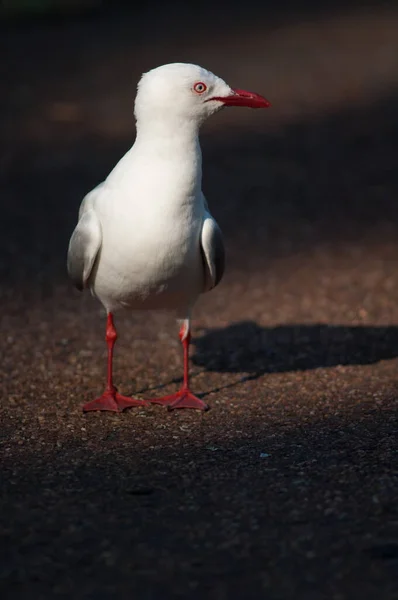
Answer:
[147,319,209,411]
[83,312,148,412]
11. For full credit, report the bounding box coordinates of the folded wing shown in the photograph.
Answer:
[67,209,102,291]
[200,196,225,292]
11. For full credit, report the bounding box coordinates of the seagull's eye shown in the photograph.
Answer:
[193,82,207,94]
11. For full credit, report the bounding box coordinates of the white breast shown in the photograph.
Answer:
[89,140,206,313]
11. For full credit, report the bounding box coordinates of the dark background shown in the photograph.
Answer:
[1,1,398,598]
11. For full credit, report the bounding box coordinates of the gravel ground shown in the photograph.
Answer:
[1,2,398,598]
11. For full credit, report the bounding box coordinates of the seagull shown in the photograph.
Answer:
[67,62,270,412]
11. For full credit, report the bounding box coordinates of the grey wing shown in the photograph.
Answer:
[78,182,105,220]
[67,209,102,291]
[200,212,225,292]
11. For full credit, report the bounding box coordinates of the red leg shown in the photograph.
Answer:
[83,313,147,413]
[148,323,209,411]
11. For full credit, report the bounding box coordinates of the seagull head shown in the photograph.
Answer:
[134,62,270,128]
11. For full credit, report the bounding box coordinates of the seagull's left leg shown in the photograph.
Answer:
[148,319,209,411]
[83,312,148,413]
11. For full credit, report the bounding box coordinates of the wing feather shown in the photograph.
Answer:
[200,211,225,292]
[67,209,102,291]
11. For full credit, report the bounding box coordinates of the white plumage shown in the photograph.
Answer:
[67,62,270,412]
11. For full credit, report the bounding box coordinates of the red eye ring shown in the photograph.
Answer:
[193,81,207,94]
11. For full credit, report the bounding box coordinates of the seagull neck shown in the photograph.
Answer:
[135,117,201,154]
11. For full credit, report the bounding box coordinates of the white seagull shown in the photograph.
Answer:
[67,62,270,412]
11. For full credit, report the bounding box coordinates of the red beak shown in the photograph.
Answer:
[208,88,271,109]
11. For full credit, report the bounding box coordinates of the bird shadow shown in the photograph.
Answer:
[188,321,398,395]
[136,321,398,397]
